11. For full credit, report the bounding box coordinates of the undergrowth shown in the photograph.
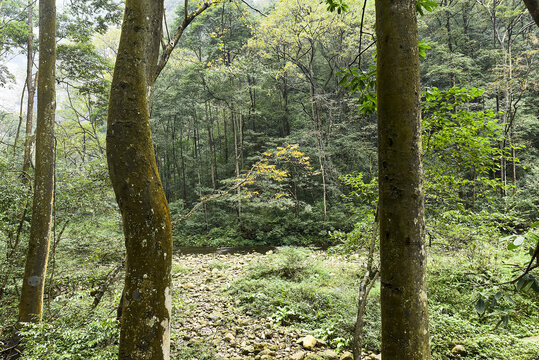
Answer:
[229,246,539,359]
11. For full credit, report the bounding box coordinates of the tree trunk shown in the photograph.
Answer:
[376,0,430,358]
[106,1,172,359]
[523,0,539,27]
[232,110,242,220]
[22,1,36,177]
[307,45,327,222]
[18,0,56,324]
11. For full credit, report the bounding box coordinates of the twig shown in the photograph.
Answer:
[239,0,267,17]
[172,161,261,226]
[90,264,124,311]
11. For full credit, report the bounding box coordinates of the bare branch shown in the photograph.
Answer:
[239,0,267,17]
[154,2,212,82]
[172,160,261,226]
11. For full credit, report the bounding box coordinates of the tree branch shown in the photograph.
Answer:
[238,0,267,17]
[154,2,212,82]
[172,160,261,226]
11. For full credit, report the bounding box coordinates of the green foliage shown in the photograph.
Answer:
[57,42,112,95]
[57,0,122,42]
[228,248,359,341]
[416,0,438,16]
[338,64,377,114]
[428,242,539,359]
[324,0,349,14]
[423,86,509,211]
[330,172,378,251]
[19,317,119,359]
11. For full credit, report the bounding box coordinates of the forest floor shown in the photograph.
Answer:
[170,250,372,360]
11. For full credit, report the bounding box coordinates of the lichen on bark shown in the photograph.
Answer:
[106,0,172,359]
[18,0,56,325]
[376,0,431,359]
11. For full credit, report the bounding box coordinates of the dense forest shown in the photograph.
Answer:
[0,0,538,359]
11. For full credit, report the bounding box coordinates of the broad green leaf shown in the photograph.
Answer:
[516,274,529,291]
[475,298,487,315]
[507,235,525,250]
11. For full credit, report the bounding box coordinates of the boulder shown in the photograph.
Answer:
[302,335,318,350]
[318,349,338,360]
[254,342,267,352]
[451,344,466,356]
[242,345,255,354]
[290,351,306,360]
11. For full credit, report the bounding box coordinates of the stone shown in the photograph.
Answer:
[339,351,353,360]
[254,342,267,352]
[451,344,466,356]
[209,311,223,321]
[302,335,318,350]
[238,318,250,326]
[258,349,273,356]
[183,282,196,289]
[260,356,276,360]
[290,351,306,360]
[242,345,256,354]
[318,349,338,360]
[224,333,235,342]
[305,354,323,360]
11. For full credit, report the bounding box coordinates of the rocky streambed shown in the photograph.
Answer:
[169,250,379,360]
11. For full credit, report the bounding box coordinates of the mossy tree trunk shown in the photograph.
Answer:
[376,0,431,359]
[106,1,172,359]
[18,0,56,324]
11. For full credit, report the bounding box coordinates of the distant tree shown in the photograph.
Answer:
[18,0,56,323]
[376,0,430,359]
[21,0,36,177]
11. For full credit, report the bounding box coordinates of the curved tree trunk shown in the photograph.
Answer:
[18,0,56,323]
[106,1,172,359]
[376,0,430,359]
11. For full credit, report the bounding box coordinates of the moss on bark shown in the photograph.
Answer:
[18,0,56,324]
[106,1,172,359]
[376,0,431,358]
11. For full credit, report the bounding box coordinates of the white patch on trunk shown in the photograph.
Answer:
[162,286,171,359]
[419,289,427,304]
[164,286,171,317]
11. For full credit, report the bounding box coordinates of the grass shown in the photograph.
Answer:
[228,245,539,359]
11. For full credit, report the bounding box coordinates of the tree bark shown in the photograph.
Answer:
[523,0,539,27]
[106,1,172,359]
[376,0,430,359]
[22,1,36,177]
[18,0,56,324]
